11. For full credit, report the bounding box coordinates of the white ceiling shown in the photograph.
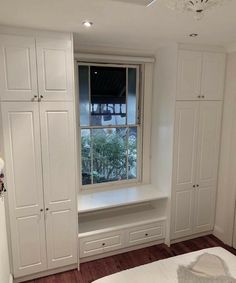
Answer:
[0,0,236,53]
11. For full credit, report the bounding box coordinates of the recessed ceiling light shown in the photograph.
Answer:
[189,33,198,37]
[82,21,93,28]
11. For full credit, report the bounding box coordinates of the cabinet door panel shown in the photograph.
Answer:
[171,190,195,239]
[196,102,222,187]
[194,186,216,233]
[40,102,77,269]
[36,38,73,101]
[177,50,202,101]
[0,35,38,101]
[1,102,47,277]
[201,53,225,100]
[173,102,199,191]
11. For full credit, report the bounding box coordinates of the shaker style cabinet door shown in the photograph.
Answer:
[193,101,222,234]
[39,102,77,269]
[176,50,202,101]
[36,38,74,101]
[196,101,222,187]
[0,35,38,101]
[171,101,199,239]
[1,102,47,277]
[201,52,225,101]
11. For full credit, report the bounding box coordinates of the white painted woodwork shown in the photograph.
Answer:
[1,102,47,277]
[39,102,77,269]
[173,102,199,191]
[196,101,222,188]
[127,221,165,246]
[201,53,226,101]
[171,101,222,240]
[80,231,125,258]
[172,189,195,239]
[177,50,225,101]
[0,35,38,101]
[36,38,73,101]
[177,50,202,101]
[78,185,168,213]
[194,185,216,233]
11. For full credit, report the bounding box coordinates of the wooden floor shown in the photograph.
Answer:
[26,235,236,283]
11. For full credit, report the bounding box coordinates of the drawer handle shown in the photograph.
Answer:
[145,233,149,237]
[102,243,106,246]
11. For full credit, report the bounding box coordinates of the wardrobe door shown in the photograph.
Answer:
[1,102,47,277]
[194,101,222,233]
[36,38,73,101]
[171,101,199,239]
[201,53,226,101]
[196,101,222,188]
[177,50,202,101]
[39,102,77,269]
[0,35,38,101]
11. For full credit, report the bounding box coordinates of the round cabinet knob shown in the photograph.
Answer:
[46,208,49,211]
[193,185,196,188]
[196,184,199,187]
[40,209,43,212]
[201,95,205,98]
[102,243,105,246]
[145,233,149,237]
[197,95,201,98]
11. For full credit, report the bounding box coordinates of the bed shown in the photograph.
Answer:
[93,247,236,283]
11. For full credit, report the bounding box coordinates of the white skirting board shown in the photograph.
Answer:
[9,274,13,283]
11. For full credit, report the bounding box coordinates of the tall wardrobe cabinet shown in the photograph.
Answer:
[0,32,78,279]
[170,48,225,241]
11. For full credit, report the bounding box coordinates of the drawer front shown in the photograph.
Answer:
[80,231,125,258]
[127,221,165,246]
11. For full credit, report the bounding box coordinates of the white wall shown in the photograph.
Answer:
[0,198,11,283]
[151,45,178,244]
[214,52,236,246]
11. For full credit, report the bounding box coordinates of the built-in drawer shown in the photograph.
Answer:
[79,230,125,258]
[127,221,165,246]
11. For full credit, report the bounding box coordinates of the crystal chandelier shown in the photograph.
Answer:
[159,0,231,20]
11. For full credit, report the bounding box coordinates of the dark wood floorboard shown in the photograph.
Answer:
[25,235,236,283]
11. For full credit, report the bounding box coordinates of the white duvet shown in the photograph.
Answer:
[93,247,236,283]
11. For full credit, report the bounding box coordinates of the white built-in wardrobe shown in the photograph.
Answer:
[0,31,78,280]
[171,49,225,240]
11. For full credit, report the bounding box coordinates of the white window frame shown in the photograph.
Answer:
[74,53,154,192]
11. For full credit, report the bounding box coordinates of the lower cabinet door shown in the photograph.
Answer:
[79,231,125,258]
[194,186,216,233]
[127,221,165,246]
[1,102,47,277]
[171,189,195,239]
[40,102,78,269]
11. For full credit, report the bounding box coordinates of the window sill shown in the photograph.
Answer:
[78,184,168,214]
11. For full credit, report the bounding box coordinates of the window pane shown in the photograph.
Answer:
[81,129,92,185]
[90,66,126,126]
[79,66,90,126]
[128,127,137,179]
[127,68,137,125]
[92,128,127,183]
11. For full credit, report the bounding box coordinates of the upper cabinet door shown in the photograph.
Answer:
[36,38,74,101]
[201,52,226,101]
[196,101,222,187]
[39,102,77,269]
[1,102,47,277]
[177,50,202,101]
[0,35,38,101]
[173,101,199,191]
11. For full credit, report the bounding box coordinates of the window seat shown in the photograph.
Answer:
[78,185,168,214]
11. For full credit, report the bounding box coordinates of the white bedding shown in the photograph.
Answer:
[93,248,236,283]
